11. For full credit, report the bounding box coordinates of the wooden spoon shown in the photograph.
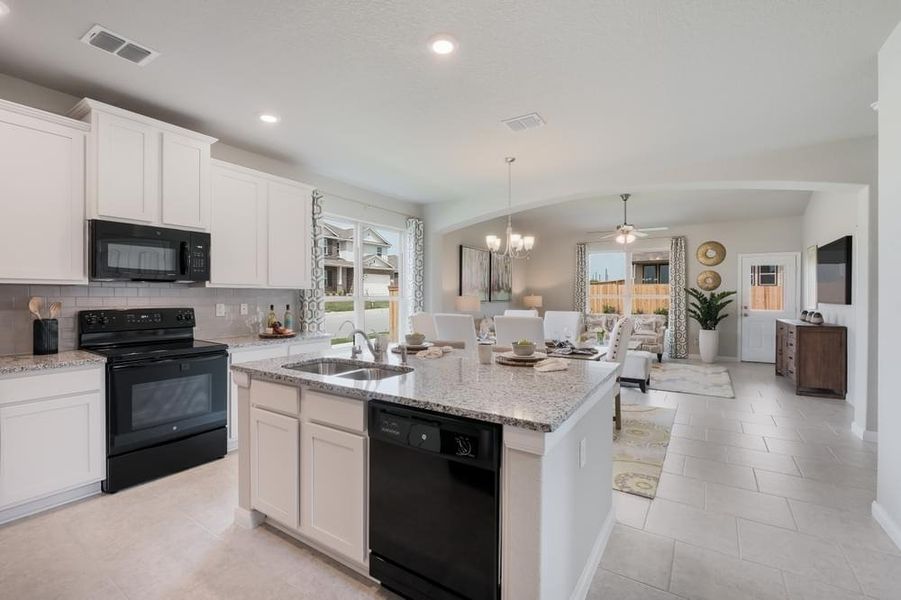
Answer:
[49,302,61,319]
[28,297,43,320]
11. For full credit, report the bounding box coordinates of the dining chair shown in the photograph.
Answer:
[605,317,634,430]
[503,309,539,317]
[433,313,477,354]
[494,316,545,348]
[410,311,438,341]
[543,310,583,342]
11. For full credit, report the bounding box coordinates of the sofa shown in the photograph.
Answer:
[585,313,667,362]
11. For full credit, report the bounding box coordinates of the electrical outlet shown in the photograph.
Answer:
[579,438,587,468]
[240,303,248,315]
[215,303,226,317]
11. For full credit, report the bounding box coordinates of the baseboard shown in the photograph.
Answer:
[686,353,739,363]
[569,504,616,600]
[851,421,878,443]
[872,501,901,551]
[0,481,101,526]
[233,506,265,529]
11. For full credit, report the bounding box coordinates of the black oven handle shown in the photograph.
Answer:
[179,241,190,277]
[109,352,227,372]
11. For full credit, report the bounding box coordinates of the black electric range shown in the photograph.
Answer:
[79,308,228,492]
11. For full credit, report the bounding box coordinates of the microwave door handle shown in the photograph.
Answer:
[179,241,190,276]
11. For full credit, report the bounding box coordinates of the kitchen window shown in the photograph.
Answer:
[322,217,405,346]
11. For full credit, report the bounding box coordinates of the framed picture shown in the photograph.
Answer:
[459,245,490,301]
[490,252,512,302]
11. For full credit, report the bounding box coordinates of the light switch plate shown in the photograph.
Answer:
[240,303,248,315]
[215,303,226,317]
[579,438,587,468]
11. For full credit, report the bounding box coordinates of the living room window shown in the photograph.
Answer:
[322,216,405,346]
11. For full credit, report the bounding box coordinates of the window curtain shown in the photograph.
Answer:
[669,236,688,358]
[298,190,325,333]
[405,217,425,320]
[574,242,588,313]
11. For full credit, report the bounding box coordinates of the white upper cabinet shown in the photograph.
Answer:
[69,98,216,230]
[268,180,313,289]
[0,99,87,284]
[209,160,313,289]
[210,162,267,287]
[161,131,211,229]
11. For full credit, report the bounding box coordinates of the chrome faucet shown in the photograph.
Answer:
[338,320,385,362]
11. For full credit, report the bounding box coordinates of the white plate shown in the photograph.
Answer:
[499,351,547,362]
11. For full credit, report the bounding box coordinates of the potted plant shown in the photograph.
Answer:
[686,288,736,363]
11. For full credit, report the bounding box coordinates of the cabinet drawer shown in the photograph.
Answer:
[0,368,102,407]
[251,380,300,416]
[302,389,366,433]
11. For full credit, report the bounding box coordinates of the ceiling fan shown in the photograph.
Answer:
[589,194,669,244]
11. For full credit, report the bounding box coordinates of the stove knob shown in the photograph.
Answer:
[176,314,183,321]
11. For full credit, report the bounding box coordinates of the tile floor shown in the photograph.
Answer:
[591,361,899,600]
[0,361,897,599]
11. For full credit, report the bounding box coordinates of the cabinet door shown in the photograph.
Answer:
[250,406,299,529]
[300,421,366,563]
[0,392,104,508]
[267,181,312,289]
[161,131,210,230]
[96,111,159,222]
[0,109,86,283]
[210,166,268,286]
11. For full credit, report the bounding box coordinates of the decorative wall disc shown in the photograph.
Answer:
[697,270,721,291]
[697,241,726,266]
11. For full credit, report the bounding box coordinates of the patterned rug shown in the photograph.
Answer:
[612,404,676,499]
[649,361,735,398]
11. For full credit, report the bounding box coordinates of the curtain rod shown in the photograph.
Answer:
[316,188,415,219]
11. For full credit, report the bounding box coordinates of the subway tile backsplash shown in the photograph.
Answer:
[0,282,299,355]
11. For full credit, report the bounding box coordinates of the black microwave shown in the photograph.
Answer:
[90,220,211,283]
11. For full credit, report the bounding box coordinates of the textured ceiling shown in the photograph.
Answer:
[513,190,812,234]
[0,1,897,204]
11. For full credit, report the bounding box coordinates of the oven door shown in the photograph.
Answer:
[107,352,227,456]
[91,220,191,282]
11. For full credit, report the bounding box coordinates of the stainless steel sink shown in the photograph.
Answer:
[336,366,414,381]
[284,359,361,376]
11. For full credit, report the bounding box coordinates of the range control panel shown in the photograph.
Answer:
[79,308,195,333]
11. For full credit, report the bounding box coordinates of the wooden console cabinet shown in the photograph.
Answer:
[775,319,847,399]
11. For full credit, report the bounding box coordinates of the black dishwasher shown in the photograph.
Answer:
[369,401,501,600]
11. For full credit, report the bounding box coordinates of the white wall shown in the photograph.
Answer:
[875,21,901,550]
[802,191,875,436]
[438,217,527,317]
[516,215,803,358]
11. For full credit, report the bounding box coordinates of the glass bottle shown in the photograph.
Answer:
[267,304,277,328]
[284,304,294,330]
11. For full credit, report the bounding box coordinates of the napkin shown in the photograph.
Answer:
[416,346,453,359]
[534,358,569,372]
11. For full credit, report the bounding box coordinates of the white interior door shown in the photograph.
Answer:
[740,253,798,363]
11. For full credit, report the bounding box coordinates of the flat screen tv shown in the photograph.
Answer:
[817,235,852,305]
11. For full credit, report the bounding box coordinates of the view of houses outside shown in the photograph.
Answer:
[322,218,402,345]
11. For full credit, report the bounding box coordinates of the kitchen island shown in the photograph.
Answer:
[231,349,620,600]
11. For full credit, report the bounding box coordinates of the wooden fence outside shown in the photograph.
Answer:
[750,285,784,311]
[588,283,669,314]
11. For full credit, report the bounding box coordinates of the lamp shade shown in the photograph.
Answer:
[455,295,481,312]
[523,294,543,309]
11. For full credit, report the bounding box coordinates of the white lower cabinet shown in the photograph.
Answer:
[249,406,299,529]
[0,369,105,512]
[300,421,367,563]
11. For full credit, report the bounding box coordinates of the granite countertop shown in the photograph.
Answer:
[0,350,107,377]
[208,332,333,350]
[231,349,620,432]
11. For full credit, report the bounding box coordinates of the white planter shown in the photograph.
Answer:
[698,330,719,363]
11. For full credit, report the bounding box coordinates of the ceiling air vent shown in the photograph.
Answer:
[501,112,546,132]
[80,25,160,66]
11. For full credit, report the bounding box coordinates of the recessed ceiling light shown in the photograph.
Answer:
[259,113,280,124]
[0,2,11,17]
[429,34,457,55]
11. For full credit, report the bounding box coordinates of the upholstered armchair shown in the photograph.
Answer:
[630,315,667,362]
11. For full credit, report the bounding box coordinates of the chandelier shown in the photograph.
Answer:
[485,157,534,259]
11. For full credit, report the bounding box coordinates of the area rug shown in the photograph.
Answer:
[649,361,735,398]
[612,404,676,499]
